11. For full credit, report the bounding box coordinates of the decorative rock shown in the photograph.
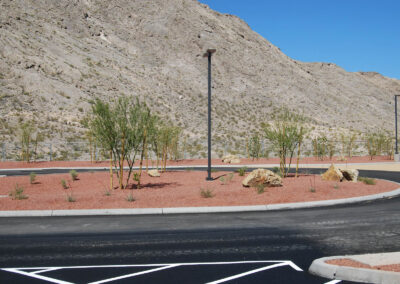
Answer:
[341,169,359,182]
[242,169,282,187]
[147,169,160,177]
[321,164,343,182]
[222,154,241,164]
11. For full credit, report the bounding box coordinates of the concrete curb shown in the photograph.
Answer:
[309,256,400,284]
[1,187,399,217]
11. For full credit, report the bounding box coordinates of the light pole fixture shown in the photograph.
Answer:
[395,95,400,162]
[203,48,216,180]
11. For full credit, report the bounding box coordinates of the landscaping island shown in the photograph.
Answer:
[0,160,398,211]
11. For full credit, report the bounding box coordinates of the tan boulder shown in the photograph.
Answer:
[222,154,241,164]
[341,169,359,182]
[147,169,161,177]
[242,169,282,187]
[321,164,343,182]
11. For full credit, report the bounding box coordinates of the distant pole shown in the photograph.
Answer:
[203,48,216,181]
[395,95,399,162]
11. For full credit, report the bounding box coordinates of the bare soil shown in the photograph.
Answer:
[326,258,400,273]
[0,170,398,211]
[0,155,393,169]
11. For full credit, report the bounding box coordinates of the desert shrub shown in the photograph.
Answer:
[262,109,307,177]
[249,133,261,160]
[256,184,266,194]
[104,190,111,196]
[9,184,28,200]
[358,177,376,185]
[200,187,214,198]
[126,193,135,202]
[66,193,76,202]
[219,176,226,185]
[227,172,234,182]
[29,172,36,184]
[69,170,78,181]
[61,179,69,189]
[312,136,328,160]
[237,167,247,176]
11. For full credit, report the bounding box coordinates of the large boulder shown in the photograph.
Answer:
[341,169,359,182]
[321,164,344,182]
[222,154,241,164]
[242,169,282,187]
[147,169,161,177]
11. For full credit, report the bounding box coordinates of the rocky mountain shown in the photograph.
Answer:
[1,0,399,158]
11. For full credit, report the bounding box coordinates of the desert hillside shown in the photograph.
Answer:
[1,0,399,158]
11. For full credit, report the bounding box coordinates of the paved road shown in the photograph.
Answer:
[0,169,399,283]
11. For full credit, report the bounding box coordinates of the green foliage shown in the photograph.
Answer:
[133,172,140,182]
[358,177,376,185]
[9,184,28,200]
[200,187,214,198]
[219,176,226,184]
[227,172,234,182]
[29,172,36,184]
[104,190,111,196]
[126,193,135,202]
[237,167,247,176]
[312,136,328,160]
[249,133,261,160]
[365,131,394,160]
[69,170,78,181]
[262,108,307,177]
[18,121,36,162]
[333,183,340,189]
[340,133,358,158]
[61,179,69,189]
[256,184,266,194]
[66,193,76,202]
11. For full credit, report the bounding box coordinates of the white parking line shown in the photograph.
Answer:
[324,280,342,284]
[2,268,73,284]
[88,264,179,284]
[206,262,290,284]
[2,260,305,283]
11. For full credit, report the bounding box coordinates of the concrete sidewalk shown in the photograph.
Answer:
[309,252,400,283]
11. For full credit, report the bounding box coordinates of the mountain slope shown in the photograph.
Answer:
[0,0,399,157]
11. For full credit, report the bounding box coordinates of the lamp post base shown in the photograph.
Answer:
[395,153,400,162]
[206,177,213,181]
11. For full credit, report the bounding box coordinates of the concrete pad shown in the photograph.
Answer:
[350,252,400,266]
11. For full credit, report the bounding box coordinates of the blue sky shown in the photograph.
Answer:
[199,0,400,79]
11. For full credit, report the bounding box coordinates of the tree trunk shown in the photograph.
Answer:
[109,149,113,190]
[137,130,147,189]
[119,133,125,189]
[295,142,301,178]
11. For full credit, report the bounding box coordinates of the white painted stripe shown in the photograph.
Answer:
[87,264,179,284]
[2,268,73,284]
[0,175,6,177]
[32,268,61,274]
[206,262,290,284]
[324,280,342,284]
[5,260,296,270]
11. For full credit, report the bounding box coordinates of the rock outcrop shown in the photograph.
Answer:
[222,155,241,164]
[147,169,161,177]
[341,169,359,182]
[242,169,282,187]
[321,164,344,182]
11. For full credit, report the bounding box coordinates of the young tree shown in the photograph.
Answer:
[90,100,118,190]
[262,109,306,177]
[248,133,261,161]
[18,121,35,162]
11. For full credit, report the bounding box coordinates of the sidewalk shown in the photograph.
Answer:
[309,252,400,283]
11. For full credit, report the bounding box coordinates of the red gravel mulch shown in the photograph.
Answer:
[0,170,398,210]
[326,258,400,273]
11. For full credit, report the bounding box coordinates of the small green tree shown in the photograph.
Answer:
[262,109,306,177]
[18,121,35,162]
[249,133,261,161]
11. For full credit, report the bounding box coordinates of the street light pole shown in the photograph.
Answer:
[395,95,400,162]
[204,49,216,180]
